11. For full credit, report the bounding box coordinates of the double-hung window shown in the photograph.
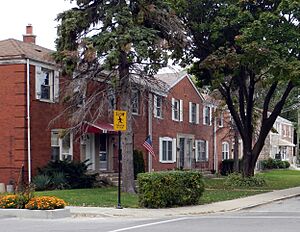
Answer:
[195,140,208,161]
[131,89,139,115]
[159,137,176,163]
[108,88,116,112]
[172,98,183,121]
[203,105,212,125]
[218,112,224,127]
[189,102,199,124]
[51,130,73,161]
[36,66,59,102]
[222,142,230,160]
[154,95,163,118]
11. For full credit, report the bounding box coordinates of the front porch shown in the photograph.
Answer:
[80,122,119,173]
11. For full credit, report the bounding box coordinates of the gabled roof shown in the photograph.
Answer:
[155,70,204,101]
[0,39,55,65]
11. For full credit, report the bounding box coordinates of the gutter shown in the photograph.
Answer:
[26,59,32,183]
[148,92,153,172]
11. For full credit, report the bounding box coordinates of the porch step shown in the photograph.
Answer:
[96,173,121,187]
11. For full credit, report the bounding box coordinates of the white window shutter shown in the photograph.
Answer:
[180,99,183,122]
[153,95,157,117]
[54,71,60,102]
[206,141,209,161]
[35,66,42,99]
[203,107,206,125]
[195,140,199,161]
[189,102,192,123]
[209,107,212,125]
[172,98,175,120]
[196,104,200,124]
[172,138,177,163]
[159,137,163,162]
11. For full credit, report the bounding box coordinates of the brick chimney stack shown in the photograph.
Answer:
[23,24,36,44]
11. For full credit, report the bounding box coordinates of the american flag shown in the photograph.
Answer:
[142,135,156,159]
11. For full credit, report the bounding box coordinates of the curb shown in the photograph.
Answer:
[69,191,300,218]
[235,193,300,211]
[0,208,71,219]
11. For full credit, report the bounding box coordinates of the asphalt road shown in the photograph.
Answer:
[1,197,300,232]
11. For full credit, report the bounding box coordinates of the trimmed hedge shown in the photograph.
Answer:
[261,158,290,170]
[137,171,205,208]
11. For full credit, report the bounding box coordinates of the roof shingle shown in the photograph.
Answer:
[0,39,55,65]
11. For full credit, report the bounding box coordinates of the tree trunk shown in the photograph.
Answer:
[242,150,255,177]
[119,51,135,193]
[120,90,135,193]
[233,128,239,172]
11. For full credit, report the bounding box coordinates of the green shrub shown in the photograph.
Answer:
[220,159,241,176]
[283,161,290,168]
[32,174,51,191]
[36,160,96,190]
[225,173,267,187]
[51,172,68,189]
[261,158,290,170]
[133,150,145,179]
[137,171,205,208]
[261,158,277,169]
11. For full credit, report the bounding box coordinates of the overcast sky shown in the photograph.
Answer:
[0,0,76,50]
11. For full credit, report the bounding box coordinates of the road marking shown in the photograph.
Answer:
[107,217,188,232]
[188,215,300,219]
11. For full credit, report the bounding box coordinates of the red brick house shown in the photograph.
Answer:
[0,26,233,187]
[0,25,73,186]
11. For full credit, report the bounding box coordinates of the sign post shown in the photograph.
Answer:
[113,110,127,209]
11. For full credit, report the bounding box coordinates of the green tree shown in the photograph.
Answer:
[54,0,186,192]
[184,0,300,176]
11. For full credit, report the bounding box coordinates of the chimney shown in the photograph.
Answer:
[23,24,36,44]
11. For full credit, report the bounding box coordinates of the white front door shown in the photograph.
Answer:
[82,133,95,170]
[99,134,108,171]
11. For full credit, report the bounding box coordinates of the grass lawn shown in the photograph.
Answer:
[35,169,300,208]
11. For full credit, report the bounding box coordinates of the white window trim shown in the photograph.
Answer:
[51,130,73,161]
[172,98,183,122]
[189,102,200,124]
[218,112,224,127]
[35,66,59,103]
[159,137,176,163]
[132,89,139,115]
[179,99,183,122]
[222,142,230,160]
[203,105,212,126]
[154,95,163,119]
[195,140,208,162]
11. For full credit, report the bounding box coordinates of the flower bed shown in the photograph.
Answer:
[0,194,69,219]
[0,194,66,210]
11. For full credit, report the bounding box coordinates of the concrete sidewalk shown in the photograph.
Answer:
[68,186,300,218]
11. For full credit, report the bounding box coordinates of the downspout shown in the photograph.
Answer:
[148,92,153,172]
[26,59,32,183]
[213,107,218,173]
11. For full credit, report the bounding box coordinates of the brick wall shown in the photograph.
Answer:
[0,64,27,185]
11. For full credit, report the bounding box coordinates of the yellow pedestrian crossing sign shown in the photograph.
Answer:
[114,110,127,131]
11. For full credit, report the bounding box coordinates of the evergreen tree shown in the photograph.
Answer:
[54,0,186,192]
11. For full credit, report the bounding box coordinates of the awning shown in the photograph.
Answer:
[277,139,296,147]
[84,121,117,134]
